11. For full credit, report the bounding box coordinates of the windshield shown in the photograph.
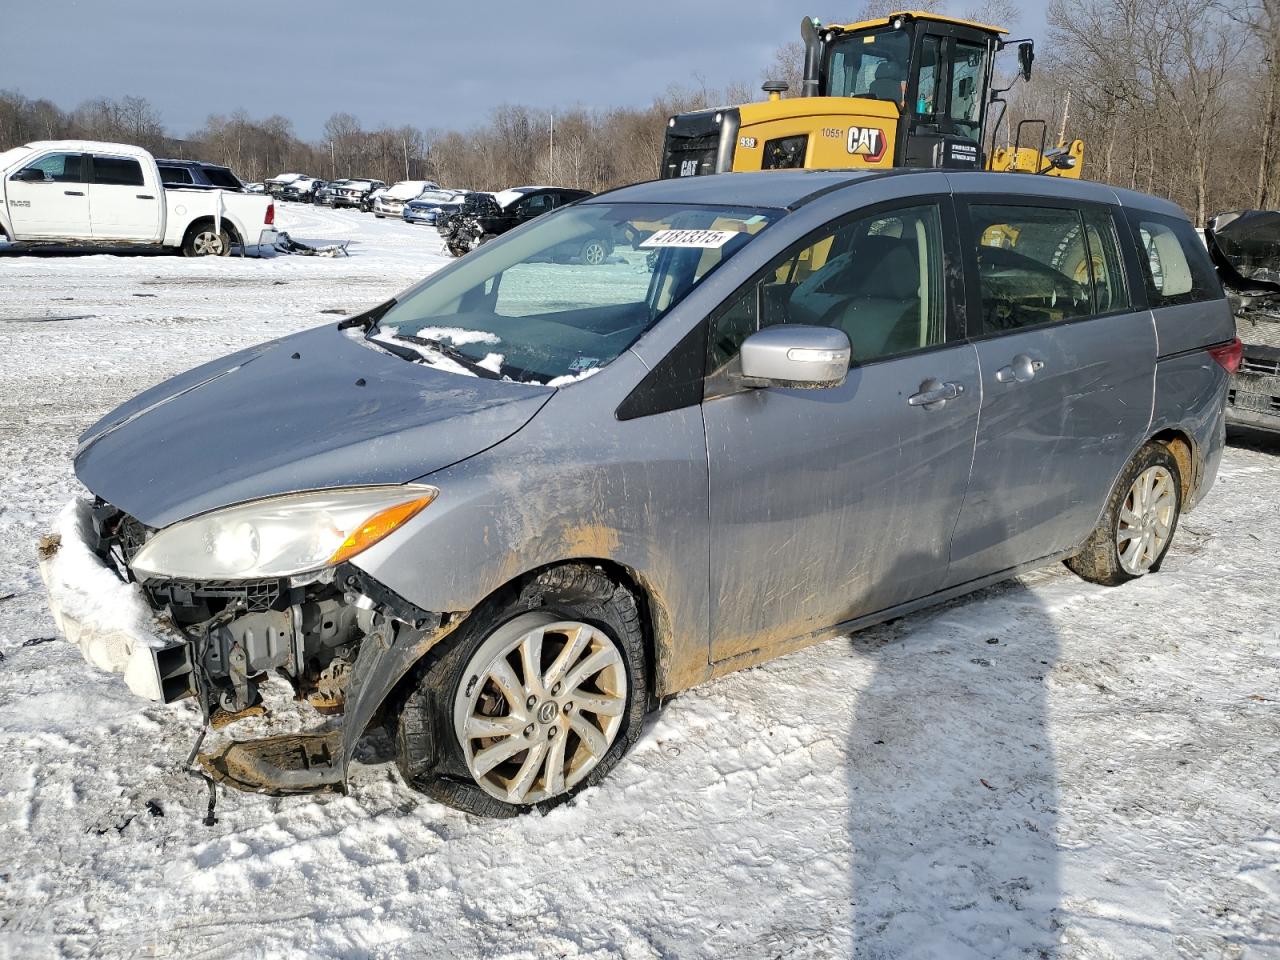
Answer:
[372,202,781,384]
[414,190,455,204]
[826,27,911,103]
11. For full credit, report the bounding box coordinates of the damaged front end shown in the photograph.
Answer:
[39,497,463,795]
[1206,211,1280,432]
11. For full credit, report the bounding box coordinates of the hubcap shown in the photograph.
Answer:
[193,231,224,256]
[453,612,628,805]
[1116,465,1176,575]
[584,242,605,264]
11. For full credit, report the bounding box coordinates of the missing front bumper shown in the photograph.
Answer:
[199,731,345,795]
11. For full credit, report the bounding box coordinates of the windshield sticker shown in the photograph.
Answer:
[569,356,601,371]
[640,229,740,249]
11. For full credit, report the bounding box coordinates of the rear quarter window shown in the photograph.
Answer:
[158,166,192,185]
[1125,210,1222,307]
[202,166,242,189]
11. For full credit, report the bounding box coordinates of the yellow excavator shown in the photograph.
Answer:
[660,11,1083,180]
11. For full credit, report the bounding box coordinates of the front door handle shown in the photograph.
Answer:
[908,378,964,408]
[64,190,84,196]
[995,353,1045,383]
[136,194,154,200]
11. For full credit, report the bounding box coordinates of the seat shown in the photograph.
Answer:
[835,241,922,358]
[868,60,906,104]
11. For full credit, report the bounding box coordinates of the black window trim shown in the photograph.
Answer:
[701,191,968,390]
[955,193,1141,343]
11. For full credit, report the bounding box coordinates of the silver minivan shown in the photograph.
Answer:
[40,170,1239,816]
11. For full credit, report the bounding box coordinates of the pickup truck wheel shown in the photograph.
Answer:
[395,564,647,817]
[183,224,230,257]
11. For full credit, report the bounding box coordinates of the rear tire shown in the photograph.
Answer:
[395,564,647,817]
[182,223,231,257]
[1065,442,1182,586]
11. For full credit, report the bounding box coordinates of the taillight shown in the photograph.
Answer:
[265,202,275,226]
[1207,337,1242,374]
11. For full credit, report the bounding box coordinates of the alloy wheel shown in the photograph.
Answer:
[453,613,627,805]
[192,230,225,256]
[1116,465,1176,575]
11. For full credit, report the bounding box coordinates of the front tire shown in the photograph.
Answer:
[579,238,610,265]
[1066,442,1182,586]
[182,224,231,257]
[395,564,647,817]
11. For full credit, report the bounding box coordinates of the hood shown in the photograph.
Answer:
[1206,210,1280,293]
[75,324,554,528]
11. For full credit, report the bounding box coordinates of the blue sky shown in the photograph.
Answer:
[1,0,1051,139]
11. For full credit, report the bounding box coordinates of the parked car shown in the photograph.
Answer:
[39,170,1238,818]
[402,188,468,226]
[281,176,323,203]
[1204,209,1280,434]
[0,140,276,256]
[330,178,386,210]
[244,182,266,194]
[371,179,439,218]
[438,186,594,259]
[263,172,304,197]
[313,180,345,206]
[155,159,246,191]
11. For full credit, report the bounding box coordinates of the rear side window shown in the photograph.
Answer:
[202,166,241,189]
[93,156,145,187]
[968,204,1100,333]
[1127,211,1222,307]
[1082,209,1128,314]
[158,166,192,185]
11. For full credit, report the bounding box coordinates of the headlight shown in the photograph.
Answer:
[130,485,438,580]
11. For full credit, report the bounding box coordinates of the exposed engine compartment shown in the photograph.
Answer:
[1206,211,1280,432]
[86,499,414,718]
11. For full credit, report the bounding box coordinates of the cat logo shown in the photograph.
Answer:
[847,126,887,162]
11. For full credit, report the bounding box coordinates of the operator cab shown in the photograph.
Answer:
[816,12,1003,168]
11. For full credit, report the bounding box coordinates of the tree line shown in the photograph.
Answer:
[1,0,1275,224]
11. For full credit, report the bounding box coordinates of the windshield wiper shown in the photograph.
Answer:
[391,333,504,380]
[340,299,396,333]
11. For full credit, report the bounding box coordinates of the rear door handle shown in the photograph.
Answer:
[64,190,84,196]
[995,353,1045,383]
[908,378,964,408]
[136,194,154,200]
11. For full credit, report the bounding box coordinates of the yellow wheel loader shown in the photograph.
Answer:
[660,11,1083,180]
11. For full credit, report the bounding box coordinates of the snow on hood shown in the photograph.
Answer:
[74,324,553,528]
[494,188,536,208]
[385,181,435,200]
[268,173,303,184]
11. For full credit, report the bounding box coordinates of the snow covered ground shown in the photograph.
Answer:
[0,204,1277,959]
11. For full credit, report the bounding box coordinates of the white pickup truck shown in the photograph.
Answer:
[0,140,277,256]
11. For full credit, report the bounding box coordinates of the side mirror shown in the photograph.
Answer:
[14,167,46,183]
[738,325,851,389]
[1018,41,1035,81]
